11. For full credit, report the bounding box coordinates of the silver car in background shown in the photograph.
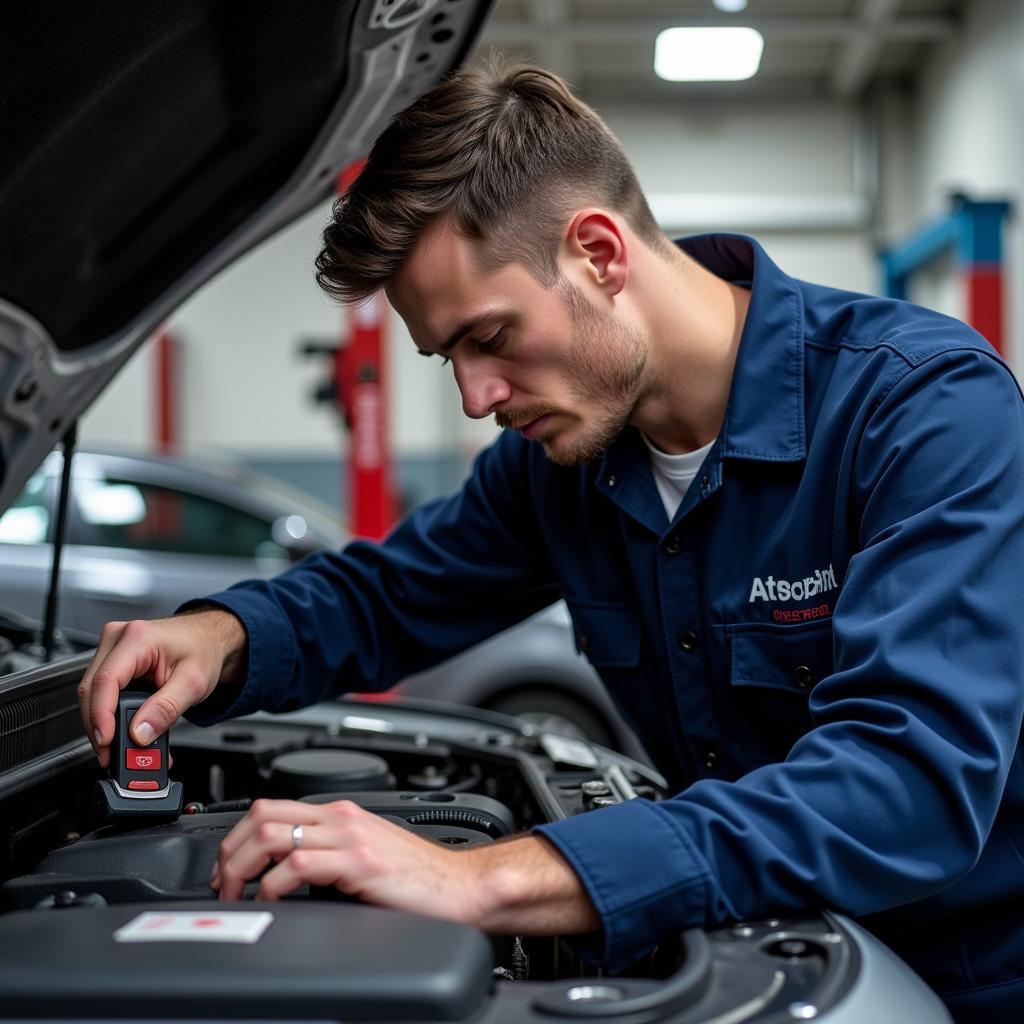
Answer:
[0,449,336,628]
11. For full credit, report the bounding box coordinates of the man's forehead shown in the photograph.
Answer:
[393,220,482,298]
[387,223,518,349]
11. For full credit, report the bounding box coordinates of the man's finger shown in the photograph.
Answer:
[256,849,356,901]
[216,822,288,901]
[219,822,333,902]
[84,626,161,747]
[87,668,132,762]
[128,686,182,746]
[130,653,219,745]
[218,800,322,864]
[77,622,127,760]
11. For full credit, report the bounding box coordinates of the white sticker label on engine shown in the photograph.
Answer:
[113,911,274,943]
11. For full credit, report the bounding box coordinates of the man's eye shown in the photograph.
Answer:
[477,328,506,353]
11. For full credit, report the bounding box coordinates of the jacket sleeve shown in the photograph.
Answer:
[182,430,560,724]
[536,347,1024,970]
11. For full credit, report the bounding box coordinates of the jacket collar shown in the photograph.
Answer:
[679,233,807,462]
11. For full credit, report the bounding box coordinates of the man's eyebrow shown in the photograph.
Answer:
[421,311,504,357]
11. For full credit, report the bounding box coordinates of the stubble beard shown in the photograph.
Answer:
[537,281,648,468]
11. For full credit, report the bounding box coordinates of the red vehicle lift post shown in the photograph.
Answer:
[301,162,398,540]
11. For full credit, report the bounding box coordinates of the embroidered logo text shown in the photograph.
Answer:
[748,564,839,603]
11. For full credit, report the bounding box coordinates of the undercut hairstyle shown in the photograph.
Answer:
[315,58,667,303]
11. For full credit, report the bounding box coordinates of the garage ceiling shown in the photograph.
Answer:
[477,0,963,103]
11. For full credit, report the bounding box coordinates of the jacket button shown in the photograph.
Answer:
[677,630,697,652]
[794,665,813,689]
[579,635,590,654]
[704,750,719,771]
[665,535,681,555]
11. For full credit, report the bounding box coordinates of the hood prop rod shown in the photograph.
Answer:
[41,421,78,662]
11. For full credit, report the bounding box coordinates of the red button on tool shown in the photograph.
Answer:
[127,780,160,791]
[125,748,162,771]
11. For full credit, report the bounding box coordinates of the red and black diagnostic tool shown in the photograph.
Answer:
[95,690,183,821]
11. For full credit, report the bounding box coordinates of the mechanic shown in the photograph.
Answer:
[78,62,1024,1020]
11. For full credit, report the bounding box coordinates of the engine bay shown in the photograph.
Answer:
[0,656,949,1022]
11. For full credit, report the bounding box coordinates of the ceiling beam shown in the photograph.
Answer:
[525,0,578,87]
[484,15,955,46]
[831,0,902,99]
[648,192,869,233]
[576,79,846,107]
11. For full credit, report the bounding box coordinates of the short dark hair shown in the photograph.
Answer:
[315,58,665,303]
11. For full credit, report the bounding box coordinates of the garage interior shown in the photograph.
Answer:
[0,3,1021,1021]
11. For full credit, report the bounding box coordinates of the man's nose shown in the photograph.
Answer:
[455,362,511,419]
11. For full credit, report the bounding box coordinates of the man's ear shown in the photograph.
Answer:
[564,210,628,298]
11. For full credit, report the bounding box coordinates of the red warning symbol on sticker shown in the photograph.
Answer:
[114,910,275,943]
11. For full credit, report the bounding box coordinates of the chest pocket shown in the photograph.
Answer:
[726,619,834,764]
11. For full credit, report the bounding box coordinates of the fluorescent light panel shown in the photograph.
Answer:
[654,27,765,82]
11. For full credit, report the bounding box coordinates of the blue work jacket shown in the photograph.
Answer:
[188,235,1024,1018]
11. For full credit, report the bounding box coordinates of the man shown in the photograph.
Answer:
[78,62,1024,1019]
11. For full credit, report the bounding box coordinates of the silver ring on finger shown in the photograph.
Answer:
[291,823,303,851]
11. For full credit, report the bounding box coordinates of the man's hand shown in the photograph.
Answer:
[211,798,601,935]
[78,609,247,768]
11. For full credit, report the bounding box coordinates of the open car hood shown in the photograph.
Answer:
[0,0,493,512]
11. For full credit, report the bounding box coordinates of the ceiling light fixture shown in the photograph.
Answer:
[713,0,749,11]
[654,26,764,82]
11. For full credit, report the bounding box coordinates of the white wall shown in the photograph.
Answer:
[603,99,878,292]
[603,100,858,195]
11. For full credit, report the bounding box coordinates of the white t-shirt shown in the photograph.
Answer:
[641,434,716,521]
